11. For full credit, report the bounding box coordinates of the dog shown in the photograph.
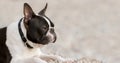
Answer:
[0,3,64,63]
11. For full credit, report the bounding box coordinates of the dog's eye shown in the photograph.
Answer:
[42,26,47,31]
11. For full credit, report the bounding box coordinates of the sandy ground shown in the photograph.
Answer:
[0,0,120,63]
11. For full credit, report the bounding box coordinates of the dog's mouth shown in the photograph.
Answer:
[37,35,57,45]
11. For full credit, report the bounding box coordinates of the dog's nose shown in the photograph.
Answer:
[53,33,57,43]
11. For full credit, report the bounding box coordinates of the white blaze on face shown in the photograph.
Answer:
[40,15,55,43]
[40,15,52,28]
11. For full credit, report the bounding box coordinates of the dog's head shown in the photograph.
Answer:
[23,3,56,45]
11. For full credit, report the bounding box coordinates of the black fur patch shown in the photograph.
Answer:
[0,27,12,63]
[26,15,50,45]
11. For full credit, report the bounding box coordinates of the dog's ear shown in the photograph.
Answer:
[24,3,35,23]
[38,3,48,15]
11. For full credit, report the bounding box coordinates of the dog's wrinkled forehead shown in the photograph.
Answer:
[30,15,54,26]
[29,16,48,27]
[39,15,54,27]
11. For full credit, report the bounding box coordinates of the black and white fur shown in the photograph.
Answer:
[0,3,63,63]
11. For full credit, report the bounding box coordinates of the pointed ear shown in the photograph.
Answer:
[38,3,48,15]
[24,3,35,22]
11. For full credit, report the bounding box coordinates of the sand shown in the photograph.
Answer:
[0,0,120,63]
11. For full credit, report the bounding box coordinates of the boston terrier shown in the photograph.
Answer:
[0,3,61,63]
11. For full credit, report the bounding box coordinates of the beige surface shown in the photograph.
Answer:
[0,0,120,63]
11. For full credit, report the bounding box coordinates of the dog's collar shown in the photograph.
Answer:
[18,18,33,49]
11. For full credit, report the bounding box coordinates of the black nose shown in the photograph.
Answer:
[53,33,57,43]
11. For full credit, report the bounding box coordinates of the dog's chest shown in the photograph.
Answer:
[4,21,42,63]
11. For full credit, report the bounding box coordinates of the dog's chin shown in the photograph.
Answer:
[38,40,54,45]
[37,37,55,45]
[37,40,51,45]
[39,42,49,45]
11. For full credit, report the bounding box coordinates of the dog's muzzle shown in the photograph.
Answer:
[46,28,57,43]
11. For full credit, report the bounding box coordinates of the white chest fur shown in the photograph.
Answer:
[6,20,43,63]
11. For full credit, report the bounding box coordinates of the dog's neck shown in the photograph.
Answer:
[6,18,43,58]
[18,18,34,49]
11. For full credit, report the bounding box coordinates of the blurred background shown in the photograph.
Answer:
[0,0,120,63]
